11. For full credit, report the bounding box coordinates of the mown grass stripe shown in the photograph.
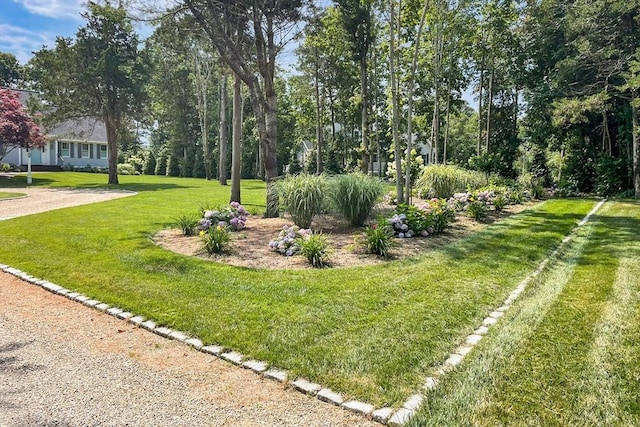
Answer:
[409,200,640,426]
[407,216,592,426]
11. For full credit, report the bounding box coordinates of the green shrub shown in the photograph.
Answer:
[493,194,508,212]
[395,203,432,234]
[175,214,199,236]
[595,154,627,196]
[466,200,488,221]
[364,220,395,258]
[517,172,545,199]
[416,165,485,199]
[299,232,329,268]
[277,174,328,228]
[1,163,12,172]
[202,225,231,254]
[419,198,455,234]
[117,163,135,175]
[331,173,384,226]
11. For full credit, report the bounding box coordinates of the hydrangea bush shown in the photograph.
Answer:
[269,225,312,256]
[389,200,455,238]
[199,202,248,232]
[417,198,455,234]
[447,185,526,221]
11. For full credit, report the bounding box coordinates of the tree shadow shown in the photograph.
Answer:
[0,340,44,374]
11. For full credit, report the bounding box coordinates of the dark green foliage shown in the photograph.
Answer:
[175,214,198,236]
[143,151,156,175]
[595,154,627,196]
[298,232,330,268]
[364,220,395,258]
[202,225,230,254]
[395,203,432,234]
[466,200,488,221]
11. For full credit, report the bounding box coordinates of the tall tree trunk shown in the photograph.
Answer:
[602,110,612,155]
[219,74,228,185]
[194,51,212,180]
[106,117,118,185]
[485,57,494,154]
[230,72,242,203]
[633,91,640,199]
[477,53,485,156]
[202,87,210,180]
[389,0,403,204]
[314,44,323,174]
[360,55,370,174]
[405,0,429,202]
[443,91,451,165]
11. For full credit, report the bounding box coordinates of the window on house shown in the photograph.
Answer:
[81,143,89,158]
[61,142,70,157]
[100,145,107,158]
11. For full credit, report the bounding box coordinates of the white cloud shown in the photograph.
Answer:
[12,0,84,20]
[0,24,54,63]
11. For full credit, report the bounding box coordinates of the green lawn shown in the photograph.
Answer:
[410,199,640,426]
[0,191,26,200]
[0,173,600,406]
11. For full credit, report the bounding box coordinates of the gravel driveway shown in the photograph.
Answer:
[0,187,135,220]
[0,188,377,426]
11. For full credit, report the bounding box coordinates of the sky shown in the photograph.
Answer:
[0,0,88,64]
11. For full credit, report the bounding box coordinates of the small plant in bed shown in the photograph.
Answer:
[176,214,199,236]
[299,231,330,268]
[201,225,231,254]
[364,220,395,258]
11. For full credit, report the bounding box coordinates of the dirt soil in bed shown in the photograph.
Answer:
[154,203,531,270]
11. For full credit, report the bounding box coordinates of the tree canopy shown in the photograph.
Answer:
[0,88,46,162]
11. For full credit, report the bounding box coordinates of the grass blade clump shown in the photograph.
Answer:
[331,173,384,226]
[175,214,199,236]
[298,231,330,268]
[416,164,486,199]
[277,173,328,228]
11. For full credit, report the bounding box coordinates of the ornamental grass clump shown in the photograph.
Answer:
[416,164,485,199]
[277,174,328,228]
[201,225,231,254]
[331,173,384,226]
[298,232,330,268]
[364,220,395,258]
[175,214,199,236]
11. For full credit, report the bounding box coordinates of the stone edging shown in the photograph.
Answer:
[0,199,606,426]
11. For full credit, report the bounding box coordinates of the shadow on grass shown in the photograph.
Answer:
[0,176,55,188]
[0,175,196,193]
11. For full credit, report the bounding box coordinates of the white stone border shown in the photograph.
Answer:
[0,199,606,426]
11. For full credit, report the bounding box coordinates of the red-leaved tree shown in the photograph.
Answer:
[0,88,46,162]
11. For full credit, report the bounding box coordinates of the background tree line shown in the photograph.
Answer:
[1,0,638,201]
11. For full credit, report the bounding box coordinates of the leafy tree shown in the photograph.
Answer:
[0,88,46,162]
[31,2,147,184]
[0,52,23,88]
[182,0,305,217]
[335,0,375,174]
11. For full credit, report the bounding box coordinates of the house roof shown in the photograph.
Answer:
[5,87,107,144]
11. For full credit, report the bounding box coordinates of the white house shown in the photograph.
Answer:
[1,89,109,170]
